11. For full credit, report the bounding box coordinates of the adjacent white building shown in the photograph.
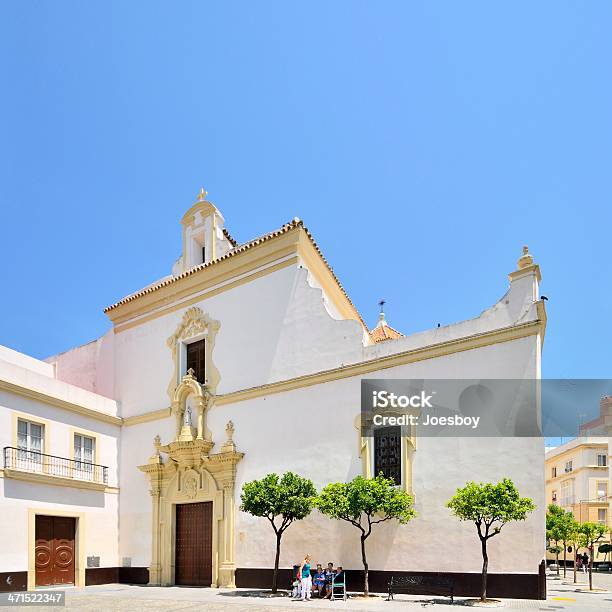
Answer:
[1,189,550,597]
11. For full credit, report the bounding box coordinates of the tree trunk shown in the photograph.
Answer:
[573,549,577,583]
[588,547,593,590]
[563,542,567,577]
[272,531,282,594]
[555,551,560,575]
[361,533,369,597]
[480,537,488,602]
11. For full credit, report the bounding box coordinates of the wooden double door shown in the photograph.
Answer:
[175,502,213,586]
[35,515,76,586]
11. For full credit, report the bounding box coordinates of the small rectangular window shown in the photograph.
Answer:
[565,461,573,473]
[374,426,401,485]
[552,466,557,478]
[597,454,607,467]
[186,339,206,384]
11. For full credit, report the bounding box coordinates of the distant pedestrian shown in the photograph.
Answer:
[576,553,583,572]
[582,552,589,573]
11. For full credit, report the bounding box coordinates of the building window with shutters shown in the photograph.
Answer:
[374,426,402,485]
[186,338,206,384]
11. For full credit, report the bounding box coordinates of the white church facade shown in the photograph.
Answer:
[0,190,548,597]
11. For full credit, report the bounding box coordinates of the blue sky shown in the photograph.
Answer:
[1,1,610,384]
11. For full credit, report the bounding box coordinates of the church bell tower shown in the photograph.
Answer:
[174,188,234,275]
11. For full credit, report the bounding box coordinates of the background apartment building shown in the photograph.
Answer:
[545,436,611,564]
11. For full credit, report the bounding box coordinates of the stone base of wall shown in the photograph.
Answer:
[0,571,27,592]
[86,567,149,586]
[235,562,547,600]
[1,564,546,599]
[0,568,150,592]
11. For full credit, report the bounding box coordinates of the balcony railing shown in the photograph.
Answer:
[3,447,108,485]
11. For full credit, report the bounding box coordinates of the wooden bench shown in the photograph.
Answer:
[387,575,454,603]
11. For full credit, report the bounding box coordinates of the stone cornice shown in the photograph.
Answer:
[123,317,545,425]
[0,378,122,426]
[3,468,118,493]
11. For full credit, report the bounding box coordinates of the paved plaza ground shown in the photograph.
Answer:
[1,573,612,611]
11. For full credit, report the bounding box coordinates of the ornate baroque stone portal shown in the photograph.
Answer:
[139,373,243,588]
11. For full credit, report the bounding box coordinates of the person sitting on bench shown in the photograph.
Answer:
[322,562,335,599]
[312,564,326,597]
[325,565,345,599]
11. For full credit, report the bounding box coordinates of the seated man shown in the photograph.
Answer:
[331,566,345,600]
[323,562,335,599]
[312,564,326,597]
[334,566,345,584]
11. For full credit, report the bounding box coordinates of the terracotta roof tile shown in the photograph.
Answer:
[369,323,404,343]
[222,227,238,247]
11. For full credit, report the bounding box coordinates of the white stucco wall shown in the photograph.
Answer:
[113,265,366,419]
[0,380,120,573]
[0,345,54,378]
[119,334,545,575]
[46,330,115,400]
[0,232,546,581]
[0,478,119,572]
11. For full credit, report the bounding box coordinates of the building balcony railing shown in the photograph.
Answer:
[3,446,108,486]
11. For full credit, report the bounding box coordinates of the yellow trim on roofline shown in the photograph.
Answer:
[2,318,544,428]
[105,223,367,332]
[123,407,172,426]
[0,379,122,426]
[122,318,544,425]
[214,319,543,405]
[113,256,299,334]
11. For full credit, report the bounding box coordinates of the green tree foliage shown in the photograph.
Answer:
[316,474,415,596]
[447,479,536,602]
[546,504,577,577]
[240,472,316,593]
[578,522,610,590]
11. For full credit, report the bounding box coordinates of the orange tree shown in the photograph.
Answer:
[447,479,535,602]
[240,472,316,593]
[316,473,415,596]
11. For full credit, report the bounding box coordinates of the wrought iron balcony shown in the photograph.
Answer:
[3,446,108,485]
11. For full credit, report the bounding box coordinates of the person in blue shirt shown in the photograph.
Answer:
[312,563,326,598]
[322,562,335,599]
[298,554,312,600]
